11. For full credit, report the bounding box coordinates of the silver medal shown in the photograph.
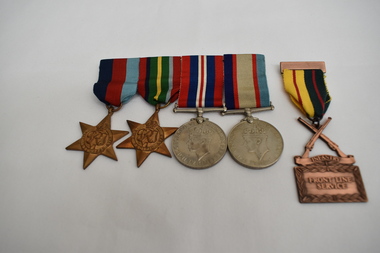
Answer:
[227,114,283,169]
[172,106,227,169]
[222,105,284,169]
[172,119,227,169]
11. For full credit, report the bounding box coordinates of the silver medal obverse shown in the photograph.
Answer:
[227,118,283,169]
[172,119,227,169]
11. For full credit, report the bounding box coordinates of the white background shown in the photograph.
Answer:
[1,0,379,252]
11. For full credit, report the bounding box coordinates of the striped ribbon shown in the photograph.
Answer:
[138,56,181,105]
[224,54,270,109]
[93,58,139,106]
[282,69,331,120]
[93,54,272,110]
[178,55,224,108]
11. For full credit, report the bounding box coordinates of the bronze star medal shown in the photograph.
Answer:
[117,108,177,167]
[66,108,129,169]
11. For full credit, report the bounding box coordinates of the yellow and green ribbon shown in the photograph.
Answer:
[282,69,331,121]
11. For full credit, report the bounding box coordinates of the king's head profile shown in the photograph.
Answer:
[187,126,213,161]
[242,125,269,161]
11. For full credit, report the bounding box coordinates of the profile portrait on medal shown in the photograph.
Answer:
[242,125,269,161]
[187,126,212,161]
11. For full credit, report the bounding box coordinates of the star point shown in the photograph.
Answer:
[66,113,129,169]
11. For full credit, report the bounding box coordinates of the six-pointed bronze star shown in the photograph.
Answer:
[117,109,178,167]
[66,112,129,169]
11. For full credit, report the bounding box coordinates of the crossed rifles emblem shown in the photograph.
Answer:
[295,117,356,166]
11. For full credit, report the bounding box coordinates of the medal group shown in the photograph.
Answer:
[66,55,367,203]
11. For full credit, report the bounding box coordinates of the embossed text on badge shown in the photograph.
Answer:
[294,155,368,203]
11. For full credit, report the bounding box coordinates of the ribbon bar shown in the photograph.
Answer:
[93,58,139,106]
[93,54,274,111]
[178,55,224,108]
[224,54,270,110]
[138,56,181,105]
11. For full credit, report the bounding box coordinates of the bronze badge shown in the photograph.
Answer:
[66,106,129,169]
[294,117,367,203]
[117,106,177,167]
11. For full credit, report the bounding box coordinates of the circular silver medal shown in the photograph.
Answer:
[172,119,227,169]
[227,118,283,169]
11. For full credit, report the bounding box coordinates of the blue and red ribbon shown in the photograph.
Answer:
[93,58,139,106]
[178,55,224,108]
[224,54,270,109]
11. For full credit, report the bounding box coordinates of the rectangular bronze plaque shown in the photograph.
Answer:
[294,158,368,203]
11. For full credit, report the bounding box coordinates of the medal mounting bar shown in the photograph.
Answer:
[222,103,275,124]
[173,103,226,124]
[221,103,274,116]
[280,61,326,73]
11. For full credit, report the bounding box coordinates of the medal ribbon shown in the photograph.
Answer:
[138,56,181,105]
[93,58,139,106]
[282,69,331,120]
[178,55,224,108]
[224,54,270,109]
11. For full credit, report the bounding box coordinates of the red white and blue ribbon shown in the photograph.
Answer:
[224,54,270,109]
[178,55,224,108]
[93,58,139,106]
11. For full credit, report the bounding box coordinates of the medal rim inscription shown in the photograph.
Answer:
[227,119,284,169]
[294,156,368,203]
[172,120,227,169]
